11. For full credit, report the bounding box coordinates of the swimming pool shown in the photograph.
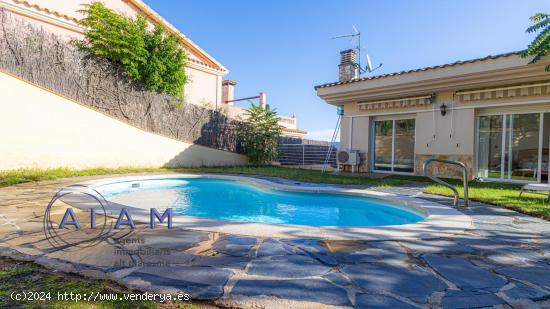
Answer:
[96,177,424,227]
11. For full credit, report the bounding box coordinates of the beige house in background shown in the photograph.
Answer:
[0,0,227,107]
[316,50,550,183]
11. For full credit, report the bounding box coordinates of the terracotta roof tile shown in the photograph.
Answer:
[13,0,79,23]
[314,51,522,90]
[281,127,307,134]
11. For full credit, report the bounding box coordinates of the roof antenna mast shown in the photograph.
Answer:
[330,26,382,75]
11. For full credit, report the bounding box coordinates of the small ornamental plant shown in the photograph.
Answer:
[239,103,281,165]
[79,2,188,95]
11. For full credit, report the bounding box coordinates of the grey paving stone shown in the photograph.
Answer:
[423,254,507,292]
[333,242,408,264]
[127,229,209,250]
[441,290,505,309]
[247,254,331,278]
[256,239,301,257]
[496,265,550,289]
[473,224,543,246]
[124,266,232,299]
[484,246,546,266]
[504,282,550,301]
[355,293,417,309]
[231,278,351,306]
[322,271,352,286]
[283,239,338,266]
[185,255,250,270]
[341,263,446,303]
[399,239,473,255]
[213,236,256,257]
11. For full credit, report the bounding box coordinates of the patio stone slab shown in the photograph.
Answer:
[123,266,233,299]
[283,239,338,266]
[213,236,257,257]
[256,239,302,257]
[333,241,409,264]
[231,278,351,307]
[398,239,474,255]
[184,255,250,270]
[128,228,210,250]
[441,290,505,309]
[247,254,332,278]
[503,282,550,301]
[423,254,507,292]
[355,293,417,308]
[322,271,352,286]
[496,265,550,289]
[44,240,134,271]
[484,246,546,266]
[341,263,447,303]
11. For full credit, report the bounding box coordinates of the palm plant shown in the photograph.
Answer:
[522,13,550,71]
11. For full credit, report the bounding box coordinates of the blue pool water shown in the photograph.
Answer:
[98,178,424,227]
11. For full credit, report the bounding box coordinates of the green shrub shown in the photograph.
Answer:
[238,104,280,165]
[522,13,550,71]
[79,2,187,95]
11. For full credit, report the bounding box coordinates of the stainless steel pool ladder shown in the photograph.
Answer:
[421,158,469,207]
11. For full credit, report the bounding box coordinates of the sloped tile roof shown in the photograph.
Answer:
[314,51,522,90]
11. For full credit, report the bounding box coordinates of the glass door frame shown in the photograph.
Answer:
[475,111,545,183]
[370,117,416,175]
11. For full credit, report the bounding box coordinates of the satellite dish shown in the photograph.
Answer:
[365,54,373,72]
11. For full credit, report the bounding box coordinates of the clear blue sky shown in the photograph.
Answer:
[144,0,549,140]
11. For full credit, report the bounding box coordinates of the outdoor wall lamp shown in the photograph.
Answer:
[440,104,447,116]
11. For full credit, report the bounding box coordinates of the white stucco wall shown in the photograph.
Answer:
[0,71,247,170]
[185,66,220,107]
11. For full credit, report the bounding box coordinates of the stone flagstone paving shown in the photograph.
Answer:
[1,174,550,308]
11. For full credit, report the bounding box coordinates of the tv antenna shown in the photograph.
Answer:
[331,26,382,75]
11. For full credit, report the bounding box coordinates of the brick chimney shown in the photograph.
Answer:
[222,80,237,105]
[259,92,267,109]
[338,49,358,82]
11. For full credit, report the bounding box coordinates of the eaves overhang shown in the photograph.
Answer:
[316,54,550,105]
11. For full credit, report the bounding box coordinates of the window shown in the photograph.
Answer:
[477,112,545,182]
[373,119,415,173]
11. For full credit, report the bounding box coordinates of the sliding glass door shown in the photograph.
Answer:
[373,119,415,173]
[477,112,546,182]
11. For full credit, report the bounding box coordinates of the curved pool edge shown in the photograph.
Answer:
[72,173,473,241]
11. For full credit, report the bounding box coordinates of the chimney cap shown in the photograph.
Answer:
[222,80,237,86]
[340,49,356,54]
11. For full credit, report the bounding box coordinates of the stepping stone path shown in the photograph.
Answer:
[1,175,550,308]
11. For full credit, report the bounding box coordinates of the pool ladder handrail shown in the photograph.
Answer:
[421,158,469,207]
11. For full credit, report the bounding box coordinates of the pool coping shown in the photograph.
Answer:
[69,173,473,241]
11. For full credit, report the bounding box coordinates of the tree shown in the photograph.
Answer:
[238,103,281,165]
[522,13,550,71]
[79,2,187,95]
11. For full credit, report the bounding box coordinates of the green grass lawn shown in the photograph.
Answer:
[0,166,411,187]
[1,166,549,220]
[423,181,550,220]
[0,167,173,187]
